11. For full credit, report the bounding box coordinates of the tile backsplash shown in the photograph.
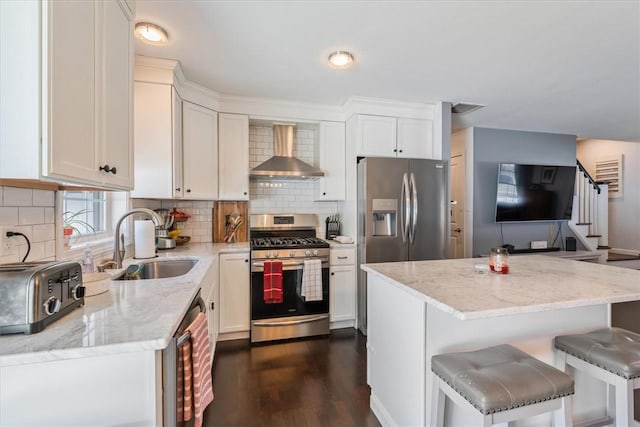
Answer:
[130,199,214,243]
[0,186,56,263]
[248,125,341,232]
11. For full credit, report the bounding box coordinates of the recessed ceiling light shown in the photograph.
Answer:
[328,51,354,70]
[135,22,168,46]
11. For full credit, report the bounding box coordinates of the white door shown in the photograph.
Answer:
[397,118,433,159]
[219,252,250,333]
[449,152,465,258]
[330,265,356,322]
[218,113,249,200]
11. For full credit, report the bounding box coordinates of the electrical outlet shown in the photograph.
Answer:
[531,240,548,249]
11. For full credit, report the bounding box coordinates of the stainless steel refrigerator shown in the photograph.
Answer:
[357,157,448,334]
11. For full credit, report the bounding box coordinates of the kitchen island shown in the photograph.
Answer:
[362,255,640,427]
[0,243,248,427]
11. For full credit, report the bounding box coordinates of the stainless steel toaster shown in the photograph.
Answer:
[0,261,85,335]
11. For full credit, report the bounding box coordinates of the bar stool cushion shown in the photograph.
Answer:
[554,327,640,379]
[432,344,574,415]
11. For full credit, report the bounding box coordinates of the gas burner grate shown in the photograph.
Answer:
[250,236,329,249]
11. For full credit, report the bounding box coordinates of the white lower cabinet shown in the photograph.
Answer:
[200,256,219,360]
[218,252,250,338]
[329,247,356,328]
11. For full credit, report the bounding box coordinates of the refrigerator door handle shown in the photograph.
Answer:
[410,172,418,243]
[401,173,410,243]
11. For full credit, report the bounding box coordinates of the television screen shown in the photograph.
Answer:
[495,163,576,222]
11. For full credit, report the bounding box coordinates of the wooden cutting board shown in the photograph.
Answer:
[213,201,248,243]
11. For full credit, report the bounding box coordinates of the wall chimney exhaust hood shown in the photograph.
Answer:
[250,124,324,179]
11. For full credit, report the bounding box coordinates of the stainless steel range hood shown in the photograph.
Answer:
[250,124,324,179]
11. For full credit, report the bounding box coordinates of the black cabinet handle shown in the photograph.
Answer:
[186,189,191,193]
[393,149,397,153]
[99,164,117,175]
[323,192,326,196]
[399,149,403,153]
[175,187,181,192]
[210,302,214,310]
[331,272,335,276]
[244,259,249,263]
[243,192,247,195]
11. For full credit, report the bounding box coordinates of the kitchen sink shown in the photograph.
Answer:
[111,259,198,281]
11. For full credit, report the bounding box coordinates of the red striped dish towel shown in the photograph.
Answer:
[182,312,214,427]
[263,260,283,303]
[301,259,323,302]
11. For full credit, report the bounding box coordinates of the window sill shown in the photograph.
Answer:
[65,236,114,260]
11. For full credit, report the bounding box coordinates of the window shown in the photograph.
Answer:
[62,191,107,236]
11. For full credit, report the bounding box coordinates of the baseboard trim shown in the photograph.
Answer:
[370,393,396,427]
[609,247,640,256]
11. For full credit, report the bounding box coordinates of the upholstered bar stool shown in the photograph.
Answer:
[554,327,640,427]
[431,344,574,427]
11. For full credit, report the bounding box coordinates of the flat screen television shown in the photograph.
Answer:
[495,163,576,222]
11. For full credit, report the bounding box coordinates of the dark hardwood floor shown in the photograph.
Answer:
[204,328,380,427]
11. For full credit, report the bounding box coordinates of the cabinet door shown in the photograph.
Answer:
[397,118,433,159]
[171,88,184,198]
[218,113,249,200]
[97,0,134,189]
[330,265,356,323]
[355,115,397,157]
[219,252,250,333]
[316,122,346,201]
[46,0,100,184]
[131,82,175,198]
[182,101,218,200]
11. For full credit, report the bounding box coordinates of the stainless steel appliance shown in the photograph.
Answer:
[250,214,330,343]
[163,290,206,427]
[0,261,85,335]
[357,158,448,334]
[154,208,176,249]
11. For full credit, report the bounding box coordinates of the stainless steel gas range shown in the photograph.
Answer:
[249,214,330,343]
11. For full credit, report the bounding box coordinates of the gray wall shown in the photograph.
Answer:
[472,127,577,256]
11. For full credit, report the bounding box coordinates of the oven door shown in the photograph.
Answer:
[251,259,329,320]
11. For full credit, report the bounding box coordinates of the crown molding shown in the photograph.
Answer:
[342,96,435,120]
[219,94,343,122]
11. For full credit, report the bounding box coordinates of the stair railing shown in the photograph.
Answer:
[575,160,608,248]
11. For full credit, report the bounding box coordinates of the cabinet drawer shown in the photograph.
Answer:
[330,248,355,265]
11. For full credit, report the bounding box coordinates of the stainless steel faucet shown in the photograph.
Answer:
[113,208,164,268]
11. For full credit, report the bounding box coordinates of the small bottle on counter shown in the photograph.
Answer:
[83,246,94,273]
[489,247,509,274]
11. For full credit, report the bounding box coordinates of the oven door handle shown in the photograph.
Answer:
[252,260,328,269]
[253,314,329,327]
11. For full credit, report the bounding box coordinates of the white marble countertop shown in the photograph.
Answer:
[361,255,640,320]
[0,242,249,367]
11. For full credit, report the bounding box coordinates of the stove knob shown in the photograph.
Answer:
[43,296,61,315]
[265,251,271,258]
[313,250,319,256]
[305,250,311,257]
[71,284,85,301]
[274,251,279,258]
[289,251,295,257]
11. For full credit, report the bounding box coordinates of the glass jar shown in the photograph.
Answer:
[489,247,510,274]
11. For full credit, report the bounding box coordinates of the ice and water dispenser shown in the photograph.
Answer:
[372,199,397,236]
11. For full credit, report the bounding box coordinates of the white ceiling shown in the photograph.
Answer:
[134,1,640,142]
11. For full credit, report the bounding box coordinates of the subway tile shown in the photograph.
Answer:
[3,187,32,206]
[0,207,19,225]
[45,240,56,258]
[44,207,55,223]
[32,223,55,242]
[32,189,55,207]
[23,242,45,262]
[19,207,45,225]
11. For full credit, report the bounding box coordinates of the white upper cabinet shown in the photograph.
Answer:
[355,115,397,157]
[218,113,249,200]
[182,101,218,200]
[353,114,433,159]
[131,83,181,198]
[397,118,433,159]
[315,121,346,201]
[0,0,135,190]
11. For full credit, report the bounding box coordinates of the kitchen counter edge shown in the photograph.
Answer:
[0,243,249,367]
